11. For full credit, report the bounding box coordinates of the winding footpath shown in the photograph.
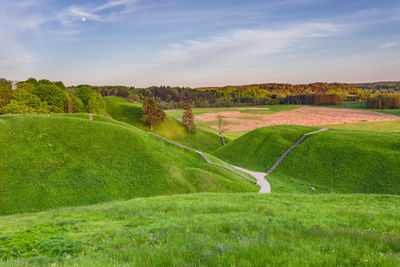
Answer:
[149,128,328,194]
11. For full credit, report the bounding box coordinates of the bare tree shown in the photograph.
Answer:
[217,115,227,135]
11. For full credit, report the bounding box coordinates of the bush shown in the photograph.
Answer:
[1,101,22,114]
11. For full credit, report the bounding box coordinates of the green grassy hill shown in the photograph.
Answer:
[1,193,400,266]
[214,125,400,194]
[274,129,400,194]
[0,115,256,215]
[212,125,317,171]
[104,97,224,152]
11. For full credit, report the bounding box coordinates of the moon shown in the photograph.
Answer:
[81,17,86,22]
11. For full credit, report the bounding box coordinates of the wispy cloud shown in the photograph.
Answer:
[156,23,340,68]
[381,42,396,49]
[56,0,139,24]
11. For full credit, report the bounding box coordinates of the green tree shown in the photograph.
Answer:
[182,101,196,133]
[0,78,12,108]
[1,101,21,114]
[75,86,106,114]
[142,98,166,130]
[32,84,67,112]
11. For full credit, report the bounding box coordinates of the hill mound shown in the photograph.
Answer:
[0,115,256,215]
[104,96,224,152]
[214,125,400,194]
[274,129,400,194]
[213,125,317,171]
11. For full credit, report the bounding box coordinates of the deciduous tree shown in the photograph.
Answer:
[142,98,165,131]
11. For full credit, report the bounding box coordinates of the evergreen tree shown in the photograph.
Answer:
[142,98,166,130]
[182,101,196,133]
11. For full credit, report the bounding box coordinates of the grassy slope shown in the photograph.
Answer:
[212,125,317,172]
[1,193,400,266]
[104,97,223,152]
[274,129,400,194]
[0,115,257,215]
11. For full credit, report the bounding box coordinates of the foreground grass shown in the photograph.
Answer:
[1,193,400,266]
[104,97,224,152]
[0,115,256,215]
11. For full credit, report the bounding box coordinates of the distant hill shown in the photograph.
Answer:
[0,115,256,215]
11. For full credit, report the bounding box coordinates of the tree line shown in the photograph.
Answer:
[0,78,106,115]
[366,95,400,109]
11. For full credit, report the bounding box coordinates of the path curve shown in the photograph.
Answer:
[233,166,270,193]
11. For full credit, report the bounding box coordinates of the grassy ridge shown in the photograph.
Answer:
[274,129,400,194]
[212,125,317,171]
[104,97,224,152]
[1,193,400,266]
[0,115,256,215]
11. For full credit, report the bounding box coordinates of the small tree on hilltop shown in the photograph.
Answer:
[182,101,196,133]
[142,98,166,131]
[217,115,227,135]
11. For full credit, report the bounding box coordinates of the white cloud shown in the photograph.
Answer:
[57,0,139,24]
[156,23,341,68]
[381,42,396,49]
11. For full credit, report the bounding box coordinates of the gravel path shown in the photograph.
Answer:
[233,166,270,193]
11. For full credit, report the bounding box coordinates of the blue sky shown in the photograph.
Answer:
[1,0,399,87]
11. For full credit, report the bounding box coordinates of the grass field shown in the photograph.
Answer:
[104,97,224,152]
[1,193,400,266]
[0,115,256,215]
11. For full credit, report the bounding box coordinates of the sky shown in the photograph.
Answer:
[0,0,399,87]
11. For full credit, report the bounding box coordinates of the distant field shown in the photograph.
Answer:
[167,103,399,138]
[1,193,399,266]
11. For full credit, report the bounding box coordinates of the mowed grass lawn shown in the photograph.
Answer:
[1,193,400,266]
